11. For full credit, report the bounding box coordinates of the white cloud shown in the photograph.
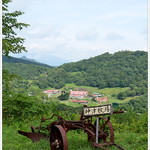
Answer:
[76,28,99,41]
[8,0,147,65]
[106,32,124,40]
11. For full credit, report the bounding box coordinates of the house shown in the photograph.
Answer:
[95,97,108,103]
[69,91,88,99]
[43,90,61,97]
[71,100,88,104]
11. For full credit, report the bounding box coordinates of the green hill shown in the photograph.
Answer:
[3,51,147,90]
[33,50,147,89]
[2,55,53,68]
[59,50,147,88]
[3,55,54,80]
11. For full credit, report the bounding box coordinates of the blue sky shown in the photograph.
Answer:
[8,0,148,65]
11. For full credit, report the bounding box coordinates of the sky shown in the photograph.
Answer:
[8,0,148,66]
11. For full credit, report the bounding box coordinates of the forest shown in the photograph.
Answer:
[2,0,148,149]
[3,50,148,113]
[4,51,147,89]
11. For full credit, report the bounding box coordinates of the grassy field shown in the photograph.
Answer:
[3,124,147,150]
[63,83,129,94]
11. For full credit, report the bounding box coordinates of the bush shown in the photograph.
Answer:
[3,93,50,123]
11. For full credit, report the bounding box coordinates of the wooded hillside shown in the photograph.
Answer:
[3,55,53,68]
[3,51,147,90]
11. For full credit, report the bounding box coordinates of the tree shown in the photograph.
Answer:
[2,0,29,56]
[2,0,31,123]
[58,92,69,101]
[117,92,126,100]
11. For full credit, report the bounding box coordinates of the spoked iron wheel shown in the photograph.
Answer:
[50,125,68,150]
[98,117,114,143]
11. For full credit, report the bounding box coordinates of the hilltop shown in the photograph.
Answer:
[3,55,53,68]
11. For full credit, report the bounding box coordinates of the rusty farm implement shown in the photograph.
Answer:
[18,104,125,150]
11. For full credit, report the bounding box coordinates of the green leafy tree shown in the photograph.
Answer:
[2,0,32,123]
[58,92,69,101]
[2,0,29,56]
[2,0,29,94]
[117,92,127,100]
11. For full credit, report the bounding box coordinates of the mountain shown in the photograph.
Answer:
[2,55,53,68]
[28,55,70,66]
[20,56,39,63]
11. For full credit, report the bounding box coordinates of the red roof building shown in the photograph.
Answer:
[95,97,108,103]
[69,91,88,99]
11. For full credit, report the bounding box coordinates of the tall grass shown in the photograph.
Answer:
[3,122,147,150]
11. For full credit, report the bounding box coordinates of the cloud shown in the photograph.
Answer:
[105,32,124,40]
[76,29,99,41]
[8,0,147,65]
[28,25,62,39]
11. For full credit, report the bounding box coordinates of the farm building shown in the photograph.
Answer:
[95,97,108,103]
[69,91,88,99]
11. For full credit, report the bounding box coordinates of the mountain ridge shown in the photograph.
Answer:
[20,56,39,63]
[2,55,53,68]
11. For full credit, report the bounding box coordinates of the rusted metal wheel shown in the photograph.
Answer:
[50,125,68,150]
[98,117,114,143]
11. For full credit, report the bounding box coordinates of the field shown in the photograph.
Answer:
[3,120,147,150]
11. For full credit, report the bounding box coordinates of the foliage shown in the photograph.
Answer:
[123,93,148,113]
[117,80,147,100]
[61,51,147,88]
[3,62,50,80]
[58,92,70,100]
[2,0,29,56]
[35,68,69,89]
[2,70,18,95]
[3,93,49,124]
[112,110,147,133]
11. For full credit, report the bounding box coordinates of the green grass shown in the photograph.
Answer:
[98,87,129,95]
[3,124,147,150]
[63,84,129,95]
